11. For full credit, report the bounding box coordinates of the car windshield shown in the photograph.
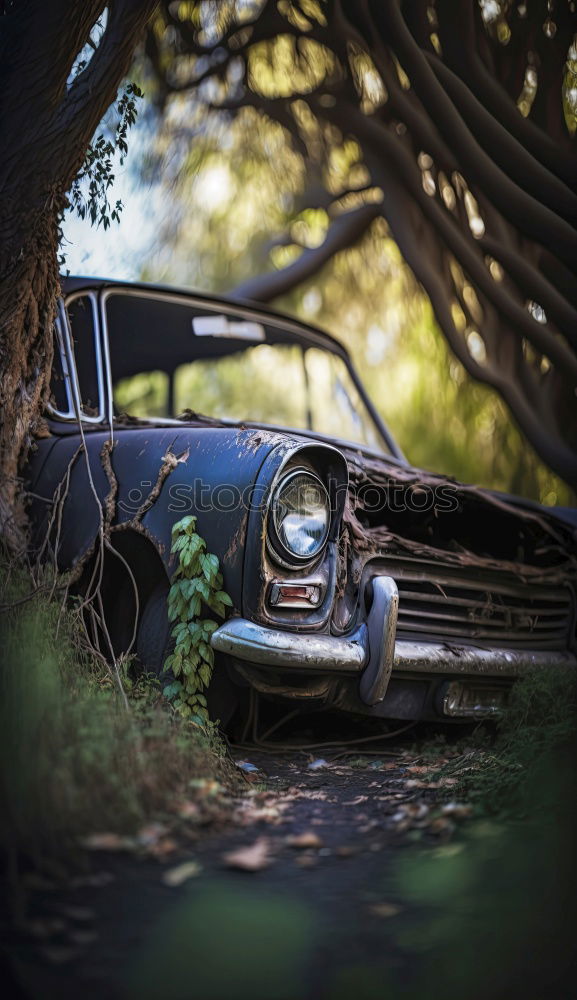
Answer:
[103,291,389,452]
[115,342,385,451]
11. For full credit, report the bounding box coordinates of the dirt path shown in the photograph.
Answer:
[4,744,576,1000]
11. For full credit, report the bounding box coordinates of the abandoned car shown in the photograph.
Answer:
[27,277,577,725]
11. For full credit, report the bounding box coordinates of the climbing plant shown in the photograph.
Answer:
[164,515,232,721]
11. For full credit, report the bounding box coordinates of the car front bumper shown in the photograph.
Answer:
[210,575,577,707]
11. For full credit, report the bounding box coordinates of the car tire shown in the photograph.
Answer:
[136,581,173,677]
[136,580,240,728]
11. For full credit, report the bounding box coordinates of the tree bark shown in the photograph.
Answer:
[0,0,158,552]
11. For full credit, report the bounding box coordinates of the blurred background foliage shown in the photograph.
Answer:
[66,81,572,505]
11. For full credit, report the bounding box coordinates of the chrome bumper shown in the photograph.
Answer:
[211,574,576,706]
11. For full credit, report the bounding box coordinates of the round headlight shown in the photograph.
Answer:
[270,470,330,562]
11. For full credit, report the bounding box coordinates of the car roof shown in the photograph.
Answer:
[61,275,351,360]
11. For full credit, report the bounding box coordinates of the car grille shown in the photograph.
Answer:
[379,557,574,650]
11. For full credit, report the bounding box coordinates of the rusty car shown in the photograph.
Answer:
[26,277,577,727]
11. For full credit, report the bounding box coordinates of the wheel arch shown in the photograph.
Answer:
[81,529,171,657]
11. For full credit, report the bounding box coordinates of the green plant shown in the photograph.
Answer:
[0,569,234,870]
[434,667,577,814]
[164,516,232,720]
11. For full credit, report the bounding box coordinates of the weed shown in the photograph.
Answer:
[434,667,577,813]
[0,568,233,871]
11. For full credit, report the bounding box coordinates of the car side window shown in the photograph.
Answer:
[304,349,382,449]
[49,309,75,417]
[114,370,170,418]
[67,295,103,417]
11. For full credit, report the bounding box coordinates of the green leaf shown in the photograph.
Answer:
[199,642,214,667]
[199,663,212,687]
[200,552,220,583]
[163,681,182,700]
[172,515,197,536]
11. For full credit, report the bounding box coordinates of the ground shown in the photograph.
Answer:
[3,728,576,1000]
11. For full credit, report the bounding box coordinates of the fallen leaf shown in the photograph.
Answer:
[222,837,272,871]
[428,816,456,840]
[389,802,430,832]
[189,778,223,796]
[286,831,323,849]
[147,837,178,858]
[176,800,201,820]
[343,795,368,806]
[404,803,430,820]
[441,802,473,820]
[369,903,402,918]
[162,861,202,887]
[137,823,169,848]
[358,820,379,833]
[297,789,328,801]
[307,758,330,771]
[335,845,358,858]
[81,833,136,852]
[294,854,317,868]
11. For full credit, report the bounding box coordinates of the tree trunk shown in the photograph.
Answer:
[0,201,61,551]
[0,0,158,552]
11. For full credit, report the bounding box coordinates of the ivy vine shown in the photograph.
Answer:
[163,516,232,721]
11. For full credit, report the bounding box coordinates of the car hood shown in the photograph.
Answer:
[112,412,576,584]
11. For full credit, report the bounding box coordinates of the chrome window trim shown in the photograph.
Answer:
[99,286,349,358]
[98,286,401,457]
[98,292,115,435]
[48,292,107,424]
[49,301,77,420]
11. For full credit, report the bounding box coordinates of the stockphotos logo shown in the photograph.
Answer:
[118,477,460,515]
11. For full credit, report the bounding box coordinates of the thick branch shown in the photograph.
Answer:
[370,0,577,270]
[426,52,577,224]
[318,97,577,382]
[231,202,380,302]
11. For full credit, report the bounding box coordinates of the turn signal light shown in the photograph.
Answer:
[269,582,323,608]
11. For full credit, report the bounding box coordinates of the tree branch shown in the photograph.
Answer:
[370,0,577,270]
[231,202,380,302]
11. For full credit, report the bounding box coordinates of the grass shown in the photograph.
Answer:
[0,568,235,872]
[430,666,577,815]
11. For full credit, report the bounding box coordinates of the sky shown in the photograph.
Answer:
[62,168,161,281]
